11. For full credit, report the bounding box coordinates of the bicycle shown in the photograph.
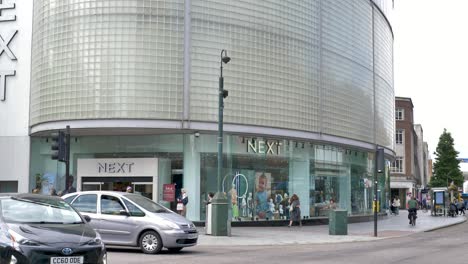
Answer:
[408,209,417,226]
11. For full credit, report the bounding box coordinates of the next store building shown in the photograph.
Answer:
[1,0,395,222]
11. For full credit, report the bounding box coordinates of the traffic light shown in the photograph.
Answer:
[376,148,385,173]
[51,131,67,162]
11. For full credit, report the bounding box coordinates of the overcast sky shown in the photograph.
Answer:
[393,0,468,169]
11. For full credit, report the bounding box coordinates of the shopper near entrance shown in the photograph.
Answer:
[62,176,76,195]
[126,186,133,193]
[328,198,337,209]
[177,188,188,217]
[49,187,58,196]
[288,194,301,227]
[206,192,214,204]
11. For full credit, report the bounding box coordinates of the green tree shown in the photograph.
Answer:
[429,128,464,187]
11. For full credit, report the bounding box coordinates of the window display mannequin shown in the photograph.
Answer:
[230,184,239,220]
[275,193,283,205]
[247,192,253,218]
[241,195,247,217]
[279,204,284,219]
[267,198,275,219]
[281,193,290,219]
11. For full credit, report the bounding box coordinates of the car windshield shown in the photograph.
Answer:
[0,197,83,224]
[124,194,169,213]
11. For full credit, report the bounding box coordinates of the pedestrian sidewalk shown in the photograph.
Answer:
[196,210,466,246]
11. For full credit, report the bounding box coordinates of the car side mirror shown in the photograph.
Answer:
[84,215,91,223]
[119,210,130,216]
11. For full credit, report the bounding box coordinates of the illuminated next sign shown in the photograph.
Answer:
[247,139,282,155]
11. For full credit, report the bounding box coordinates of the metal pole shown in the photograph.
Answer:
[66,125,71,189]
[374,146,378,237]
[218,60,224,193]
[211,50,229,236]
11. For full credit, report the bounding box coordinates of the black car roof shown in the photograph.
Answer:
[2,193,66,206]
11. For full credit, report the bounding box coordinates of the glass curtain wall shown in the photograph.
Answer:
[200,135,387,221]
[30,133,388,221]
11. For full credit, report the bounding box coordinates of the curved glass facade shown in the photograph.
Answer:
[29,0,394,222]
[30,0,394,149]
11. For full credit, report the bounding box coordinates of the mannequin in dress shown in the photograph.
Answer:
[281,193,290,219]
[279,204,284,219]
[241,195,247,217]
[267,198,275,219]
[230,184,239,220]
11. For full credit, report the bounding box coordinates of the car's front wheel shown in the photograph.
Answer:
[139,231,163,254]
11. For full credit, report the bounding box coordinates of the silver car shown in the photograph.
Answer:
[62,191,198,254]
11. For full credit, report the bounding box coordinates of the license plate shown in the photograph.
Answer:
[50,256,84,264]
[188,234,198,239]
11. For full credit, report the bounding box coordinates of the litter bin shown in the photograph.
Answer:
[210,193,229,236]
[329,209,348,235]
[205,203,212,235]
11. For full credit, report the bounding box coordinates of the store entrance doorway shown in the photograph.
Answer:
[171,171,183,211]
[81,176,153,200]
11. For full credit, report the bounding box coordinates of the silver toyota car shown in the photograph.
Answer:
[62,191,198,254]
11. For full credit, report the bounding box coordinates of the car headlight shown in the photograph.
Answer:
[160,220,180,230]
[84,232,103,246]
[8,229,42,249]
[84,237,102,246]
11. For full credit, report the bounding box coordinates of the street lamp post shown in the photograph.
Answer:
[211,49,230,236]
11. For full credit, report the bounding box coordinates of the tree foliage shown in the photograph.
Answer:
[429,128,463,187]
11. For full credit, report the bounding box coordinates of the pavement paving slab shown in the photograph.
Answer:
[197,210,466,246]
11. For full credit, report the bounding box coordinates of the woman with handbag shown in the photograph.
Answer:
[177,188,189,217]
[288,194,302,227]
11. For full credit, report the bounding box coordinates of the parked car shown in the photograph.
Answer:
[62,191,198,254]
[0,193,107,264]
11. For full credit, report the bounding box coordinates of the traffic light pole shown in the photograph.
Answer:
[65,125,71,190]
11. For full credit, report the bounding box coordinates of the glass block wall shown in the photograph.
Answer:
[30,0,185,124]
[30,0,394,149]
[190,0,320,131]
[320,0,374,143]
[374,7,395,150]
[189,0,393,147]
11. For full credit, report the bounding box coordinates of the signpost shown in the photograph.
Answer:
[163,184,176,202]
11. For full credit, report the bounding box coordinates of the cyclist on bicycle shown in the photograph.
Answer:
[408,196,418,224]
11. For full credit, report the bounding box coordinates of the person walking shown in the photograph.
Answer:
[458,198,466,215]
[177,188,189,217]
[393,196,401,215]
[288,194,301,227]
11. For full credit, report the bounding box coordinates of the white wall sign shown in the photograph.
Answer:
[78,158,158,177]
